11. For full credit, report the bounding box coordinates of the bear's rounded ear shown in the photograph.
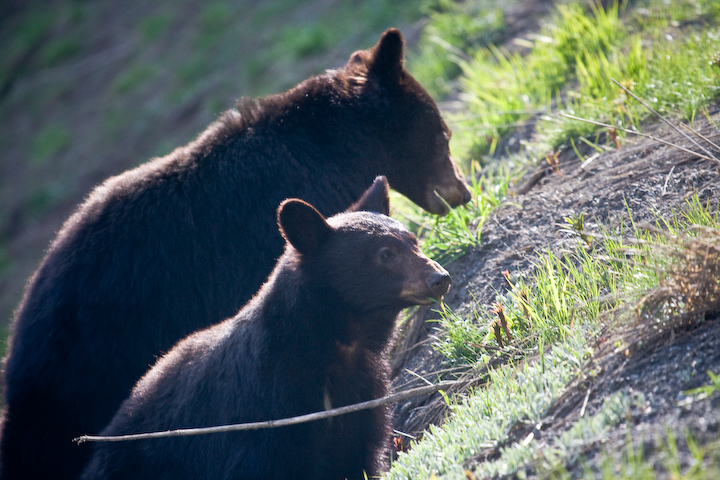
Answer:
[367,28,404,83]
[278,200,332,255]
[347,176,390,216]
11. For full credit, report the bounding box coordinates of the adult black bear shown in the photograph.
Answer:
[80,177,451,480]
[0,29,469,480]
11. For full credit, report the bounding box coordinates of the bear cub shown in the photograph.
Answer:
[81,177,451,480]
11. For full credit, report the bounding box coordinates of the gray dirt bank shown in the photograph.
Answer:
[390,108,720,476]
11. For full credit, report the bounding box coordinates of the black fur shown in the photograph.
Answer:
[81,179,450,480]
[0,29,469,480]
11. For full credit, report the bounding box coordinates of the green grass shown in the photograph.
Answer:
[407,0,507,98]
[387,331,595,480]
[197,2,235,50]
[38,34,82,66]
[266,0,427,65]
[683,370,720,398]
[137,12,174,42]
[277,24,334,59]
[0,8,54,91]
[434,194,718,366]
[485,390,637,479]
[540,27,720,154]
[112,64,159,94]
[413,0,720,163]
[587,428,720,480]
[450,0,627,160]
[400,165,514,264]
[0,242,10,275]
[24,187,56,220]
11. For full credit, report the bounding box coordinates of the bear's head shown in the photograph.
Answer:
[278,176,451,312]
[343,29,471,216]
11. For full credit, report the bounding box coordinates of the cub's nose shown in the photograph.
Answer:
[427,271,451,298]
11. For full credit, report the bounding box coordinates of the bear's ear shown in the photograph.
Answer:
[347,176,390,215]
[367,28,404,83]
[278,200,333,255]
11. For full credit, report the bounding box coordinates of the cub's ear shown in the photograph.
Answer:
[347,176,390,216]
[278,200,332,255]
[367,28,404,83]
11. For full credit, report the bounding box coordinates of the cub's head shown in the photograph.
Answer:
[341,29,471,215]
[278,176,451,311]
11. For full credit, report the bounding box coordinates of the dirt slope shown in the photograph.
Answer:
[390,113,720,475]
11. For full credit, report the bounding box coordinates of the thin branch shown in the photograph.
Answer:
[74,380,465,444]
[557,113,714,162]
[611,77,720,164]
[680,122,720,153]
[662,165,676,195]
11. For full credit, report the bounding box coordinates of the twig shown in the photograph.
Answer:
[579,386,592,418]
[611,77,720,164]
[74,380,465,444]
[662,165,675,195]
[557,113,714,162]
[680,123,720,153]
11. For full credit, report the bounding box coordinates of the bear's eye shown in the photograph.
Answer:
[379,248,395,262]
[435,133,449,150]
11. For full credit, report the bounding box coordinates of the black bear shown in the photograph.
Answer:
[0,29,469,480]
[80,177,451,480]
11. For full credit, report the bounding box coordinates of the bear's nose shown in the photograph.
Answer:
[427,271,451,298]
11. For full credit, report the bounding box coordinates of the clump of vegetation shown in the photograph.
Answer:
[588,427,720,479]
[435,193,720,364]
[408,0,509,98]
[395,163,515,264]
[411,0,720,162]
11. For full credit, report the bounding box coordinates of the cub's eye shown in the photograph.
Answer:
[438,132,450,147]
[379,248,395,262]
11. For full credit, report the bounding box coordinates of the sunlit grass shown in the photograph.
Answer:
[424,0,720,161]
[434,195,714,366]
[387,331,595,480]
[586,428,720,480]
[394,163,516,265]
[408,0,508,98]
[453,0,626,159]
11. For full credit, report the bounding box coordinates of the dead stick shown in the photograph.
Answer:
[679,123,720,153]
[611,77,720,163]
[557,113,713,161]
[74,380,463,444]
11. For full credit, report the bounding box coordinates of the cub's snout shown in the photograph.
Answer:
[426,269,451,300]
[400,255,451,306]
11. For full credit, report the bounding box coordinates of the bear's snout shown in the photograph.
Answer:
[425,157,472,215]
[399,257,451,306]
[426,270,451,299]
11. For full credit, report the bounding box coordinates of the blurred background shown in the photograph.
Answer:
[0,0,435,346]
